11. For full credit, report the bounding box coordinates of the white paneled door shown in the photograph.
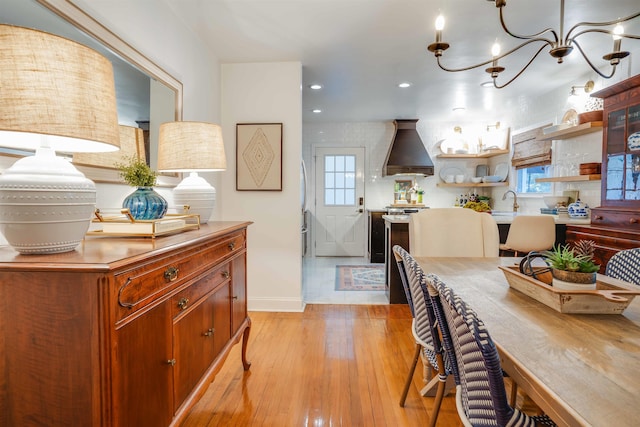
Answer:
[314,147,365,256]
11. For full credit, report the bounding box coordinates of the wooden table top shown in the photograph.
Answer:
[415,257,640,427]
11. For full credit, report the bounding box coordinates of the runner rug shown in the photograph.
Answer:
[335,264,386,291]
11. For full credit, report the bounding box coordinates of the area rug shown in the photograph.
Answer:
[335,265,386,291]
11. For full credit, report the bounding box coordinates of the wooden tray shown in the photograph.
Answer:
[499,265,640,314]
[87,212,200,238]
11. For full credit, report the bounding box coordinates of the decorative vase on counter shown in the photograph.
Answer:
[568,199,589,218]
[122,187,168,220]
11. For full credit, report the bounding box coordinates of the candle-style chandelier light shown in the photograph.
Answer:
[427,0,640,88]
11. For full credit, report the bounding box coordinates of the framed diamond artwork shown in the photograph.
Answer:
[236,123,283,191]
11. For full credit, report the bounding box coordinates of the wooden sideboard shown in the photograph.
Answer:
[0,222,252,427]
[566,223,640,273]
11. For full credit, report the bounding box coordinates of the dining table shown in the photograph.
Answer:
[414,256,640,427]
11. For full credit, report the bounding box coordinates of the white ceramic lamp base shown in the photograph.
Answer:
[173,172,216,224]
[0,147,96,254]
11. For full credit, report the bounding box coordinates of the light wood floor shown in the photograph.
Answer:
[180,304,461,426]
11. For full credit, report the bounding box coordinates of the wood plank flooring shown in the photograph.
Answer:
[180,304,461,426]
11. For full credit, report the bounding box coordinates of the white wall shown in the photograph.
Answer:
[220,62,304,312]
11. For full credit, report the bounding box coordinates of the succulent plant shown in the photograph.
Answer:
[573,239,595,259]
[542,241,600,273]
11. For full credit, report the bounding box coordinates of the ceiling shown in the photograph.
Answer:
[165,0,640,125]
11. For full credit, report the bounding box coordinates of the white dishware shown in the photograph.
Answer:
[440,166,464,182]
[444,175,455,183]
[628,131,640,151]
[455,174,465,183]
[471,177,483,183]
[493,162,509,181]
[482,175,501,183]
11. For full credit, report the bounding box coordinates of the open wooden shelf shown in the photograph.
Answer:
[436,148,509,159]
[536,174,601,183]
[536,121,603,141]
[438,181,508,188]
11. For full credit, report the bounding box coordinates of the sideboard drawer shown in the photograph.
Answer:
[590,208,640,230]
[115,231,245,322]
[171,262,230,318]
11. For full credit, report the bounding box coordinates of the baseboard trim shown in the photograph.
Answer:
[248,297,306,312]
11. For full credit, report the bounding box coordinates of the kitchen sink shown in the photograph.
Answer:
[491,211,519,216]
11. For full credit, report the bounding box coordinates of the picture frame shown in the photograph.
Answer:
[395,179,412,193]
[236,123,283,191]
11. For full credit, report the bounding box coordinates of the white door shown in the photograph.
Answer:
[314,147,365,256]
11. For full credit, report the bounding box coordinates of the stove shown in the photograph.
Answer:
[386,206,429,215]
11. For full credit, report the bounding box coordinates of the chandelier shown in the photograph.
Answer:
[427,0,640,88]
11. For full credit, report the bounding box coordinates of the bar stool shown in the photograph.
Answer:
[499,215,556,257]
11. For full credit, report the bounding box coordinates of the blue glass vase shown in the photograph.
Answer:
[122,187,168,220]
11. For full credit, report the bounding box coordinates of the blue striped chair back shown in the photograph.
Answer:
[606,248,640,286]
[425,273,555,427]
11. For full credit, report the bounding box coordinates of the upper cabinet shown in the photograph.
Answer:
[594,75,640,209]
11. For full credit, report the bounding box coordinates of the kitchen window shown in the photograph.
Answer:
[516,165,552,194]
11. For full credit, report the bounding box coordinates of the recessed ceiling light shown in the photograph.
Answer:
[309,84,323,90]
[398,82,411,88]
[312,109,322,113]
[452,107,466,112]
[480,81,494,88]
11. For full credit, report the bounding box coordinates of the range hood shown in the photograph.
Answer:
[382,119,434,176]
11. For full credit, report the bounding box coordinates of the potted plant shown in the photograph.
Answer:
[542,240,600,290]
[115,156,168,220]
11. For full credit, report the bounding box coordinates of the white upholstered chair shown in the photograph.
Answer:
[499,215,556,257]
[409,208,500,257]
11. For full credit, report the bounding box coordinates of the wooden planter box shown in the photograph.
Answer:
[499,265,640,314]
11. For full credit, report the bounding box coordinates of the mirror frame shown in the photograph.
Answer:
[0,0,184,186]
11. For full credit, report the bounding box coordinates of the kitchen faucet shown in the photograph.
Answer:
[502,190,519,212]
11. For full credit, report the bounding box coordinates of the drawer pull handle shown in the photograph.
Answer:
[164,266,179,282]
[233,295,239,300]
[117,278,136,309]
[631,218,639,224]
[204,328,214,337]
[593,215,603,221]
[222,271,230,279]
[177,297,189,310]
[166,359,176,366]
[228,242,236,250]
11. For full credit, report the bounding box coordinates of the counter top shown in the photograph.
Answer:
[382,214,410,223]
[383,213,591,225]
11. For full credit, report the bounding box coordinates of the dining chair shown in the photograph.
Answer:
[605,247,640,286]
[409,208,500,257]
[424,273,556,427]
[393,245,451,427]
[499,215,556,257]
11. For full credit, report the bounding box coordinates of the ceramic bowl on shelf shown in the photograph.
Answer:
[471,177,483,183]
[482,175,501,183]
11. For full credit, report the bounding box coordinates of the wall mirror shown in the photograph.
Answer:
[1,0,183,186]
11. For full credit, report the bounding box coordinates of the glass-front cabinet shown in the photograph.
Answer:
[598,76,640,208]
[566,75,640,274]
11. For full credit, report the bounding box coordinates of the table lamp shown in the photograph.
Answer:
[157,121,226,223]
[0,25,120,254]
